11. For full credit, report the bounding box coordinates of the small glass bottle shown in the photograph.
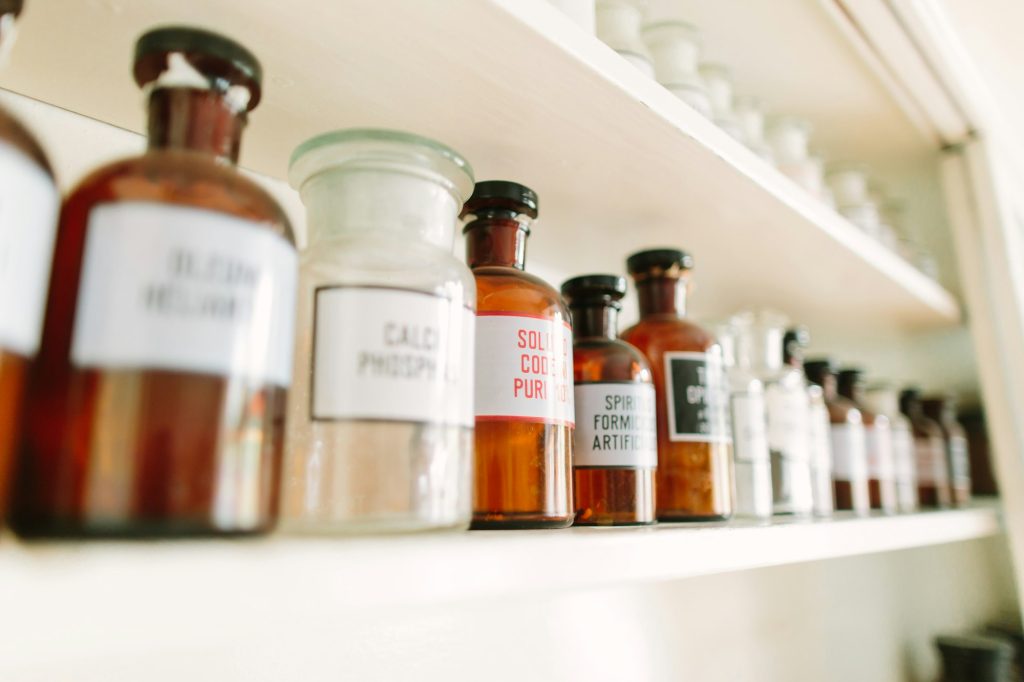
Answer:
[923,395,972,507]
[641,21,712,117]
[901,388,951,508]
[733,312,813,516]
[464,181,574,529]
[784,328,834,516]
[0,0,60,520]
[805,359,870,515]
[12,28,297,537]
[595,0,653,76]
[865,384,918,512]
[718,320,772,519]
[621,249,732,520]
[563,275,656,525]
[838,368,898,514]
[283,130,476,533]
[766,116,827,200]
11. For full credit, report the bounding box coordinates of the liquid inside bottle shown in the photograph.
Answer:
[563,274,656,525]
[11,27,297,537]
[621,249,733,521]
[464,181,574,529]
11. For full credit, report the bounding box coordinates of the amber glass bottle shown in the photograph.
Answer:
[463,181,574,529]
[621,249,732,521]
[901,389,951,508]
[805,360,869,515]
[838,368,897,514]
[563,274,656,525]
[0,0,60,520]
[11,28,297,537]
[923,395,971,507]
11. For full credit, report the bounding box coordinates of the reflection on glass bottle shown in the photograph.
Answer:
[901,388,951,509]
[838,368,897,514]
[563,275,656,525]
[785,327,833,516]
[464,181,574,529]
[12,28,297,536]
[621,249,733,520]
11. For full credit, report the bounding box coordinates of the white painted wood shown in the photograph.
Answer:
[0,0,960,332]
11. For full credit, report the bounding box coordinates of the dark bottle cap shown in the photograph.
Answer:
[133,27,263,110]
[561,274,627,309]
[937,634,1014,682]
[837,368,866,401]
[460,180,539,221]
[899,387,922,415]
[783,326,809,366]
[804,358,837,386]
[0,0,23,16]
[626,248,694,278]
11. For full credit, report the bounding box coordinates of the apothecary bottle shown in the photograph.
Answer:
[785,327,833,516]
[11,28,297,536]
[464,181,574,529]
[621,249,732,520]
[718,320,771,519]
[0,0,60,520]
[838,368,897,514]
[283,130,476,533]
[865,384,918,512]
[923,395,971,507]
[805,359,870,515]
[901,388,951,508]
[563,275,656,525]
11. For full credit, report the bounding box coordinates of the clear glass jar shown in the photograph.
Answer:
[283,129,476,534]
[733,96,774,162]
[595,0,653,76]
[767,116,825,197]
[698,63,743,140]
[717,321,772,519]
[784,327,833,516]
[641,21,712,117]
[733,311,813,516]
[865,384,918,512]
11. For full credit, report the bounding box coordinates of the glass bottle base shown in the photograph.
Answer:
[470,513,574,530]
[9,516,274,539]
[657,513,732,523]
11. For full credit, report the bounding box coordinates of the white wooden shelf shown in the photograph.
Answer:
[0,0,959,333]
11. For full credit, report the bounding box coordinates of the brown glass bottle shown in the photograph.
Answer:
[463,181,574,529]
[0,0,60,522]
[838,368,897,514]
[805,360,869,515]
[923,395,971,507]
[900,389,951,508]
[10,28,296,537]
[621,249,732,521]
[562,275,656,526]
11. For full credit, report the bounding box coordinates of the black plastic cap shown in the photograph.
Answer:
[0,0,23,16]
[899,387,921,414]
[804,358,837,385]
[134,27,263,109]
[561,274,627,307]
[838,367,864,382]
[626,248,694,276]
[937,634,1014,682]
[461,180,539,219]
[783,326,809,365]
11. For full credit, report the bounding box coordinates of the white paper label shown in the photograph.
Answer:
[949,435,970,486]
[0,141,59,355]
[892,427,916,482]
[865,424,895,481]
[311,287,474,427]
[915,436,948,486]
[808,402,833,470]
[71,202,297,385]
[730,390,769,464]
[573,382,656,467]
[765,383,811,464]
[830,423,867,482]
[474,313,574,426]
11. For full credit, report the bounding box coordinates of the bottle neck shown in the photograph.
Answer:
[636,277,688,317]
[571,304,618,340]
[147,88,246,164]
[838,379,865,405]
[465,218,529,269]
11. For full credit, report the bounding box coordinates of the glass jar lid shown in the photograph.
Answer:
[289,128,475,204]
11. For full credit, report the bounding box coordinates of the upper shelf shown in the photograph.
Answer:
[0,0,960,331]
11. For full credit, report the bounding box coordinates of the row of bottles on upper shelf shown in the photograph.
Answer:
[544,0,941,281]
[0,11,973,538]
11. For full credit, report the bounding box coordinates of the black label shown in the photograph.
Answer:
[665,352,730,442]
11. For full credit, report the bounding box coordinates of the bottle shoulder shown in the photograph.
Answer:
[473,266,568,317]
[65,150,294,243]
[0,106,54,176]
[620,316,716,354]
[573,338,653,383]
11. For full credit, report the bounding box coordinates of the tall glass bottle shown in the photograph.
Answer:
[785,327,833,516]
[838,368,897,514]
[283,130,476,533]
[733,312,813,516]
[0,0,60,519]
[563,275,656,525]
[621,249,732,520]
[923,395,971,507]
[463,181,574,529]
[11,28,297,536]
[901,388,951,508]
[865,384,918,512]
[805,360,869,515]
[718,320,772,519]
